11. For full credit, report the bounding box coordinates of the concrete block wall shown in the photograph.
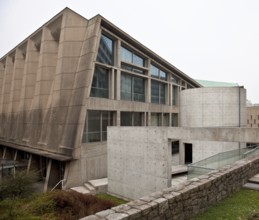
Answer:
[81,155,259,220]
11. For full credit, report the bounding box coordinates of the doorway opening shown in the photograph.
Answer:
[184,143,192,164]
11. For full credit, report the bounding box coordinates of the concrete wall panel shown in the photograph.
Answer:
[108,127,171,200]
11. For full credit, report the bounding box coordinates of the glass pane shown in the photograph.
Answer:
[151,113,159,126]
[150,65,159,78]
[163,114,169,126]
[101,112,113,141]
[90,66,109,98]
[121,47,132,63]
[171,75,179,84]
[121,112,132,126]
[91,71,97,87]
[133,112,142,126]
[121,63,133,72]
[97,34,114,65]
[102,132,107,141]
[133,54,144,67]
[98,67,108,89]
[88,111,100,132]
[87,111,101,142]
[121,73,132,101]
[172,113,178,127]
[160,83,166,104]
[133,77,145,102]
[172,141,179,154]
[151,80,159,104]
[87,132,101,142]
[160,70,167,80]
[133,67,144,74]
[102,112,108,132]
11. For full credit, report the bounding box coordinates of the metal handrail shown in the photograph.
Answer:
[51,179,66,191]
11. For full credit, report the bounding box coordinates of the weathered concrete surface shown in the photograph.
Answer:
[107,126,259,201]
[180,87,247,162]
[167,127,259,143]
[180,87,246,127]
[107,127,171,200]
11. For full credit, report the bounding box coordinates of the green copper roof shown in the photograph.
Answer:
[196,79,239,87]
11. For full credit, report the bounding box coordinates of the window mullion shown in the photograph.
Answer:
[131,76,134,101]
[100,112,102,142]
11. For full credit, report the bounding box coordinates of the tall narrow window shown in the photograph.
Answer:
[82,111,113,143]
[172,86,178,106]
[151,80,166,104]
[163,114,169,126]
[172,113,178,127]
[121,73,145,102]
[90,66,109,98]
[151,113,161,126]
[97,34,114,65]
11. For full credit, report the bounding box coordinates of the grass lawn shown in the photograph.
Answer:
[195,188,259,220]
[96,193,127,205]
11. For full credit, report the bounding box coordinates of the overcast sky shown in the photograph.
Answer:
[0,0,259,103]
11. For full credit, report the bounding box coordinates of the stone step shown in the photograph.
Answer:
[88,178,108,194]
[248,174,259,184]
[243,182,259,191]
[84,183,96,194]
[70,186,90,194]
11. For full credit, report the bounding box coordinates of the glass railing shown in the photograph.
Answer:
[188,146,259,179]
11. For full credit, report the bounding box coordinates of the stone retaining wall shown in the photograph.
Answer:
[81,156,259,220]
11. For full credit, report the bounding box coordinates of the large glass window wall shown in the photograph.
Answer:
[121,73,145,102]
[151,80,166,104]
[82,111,113,143]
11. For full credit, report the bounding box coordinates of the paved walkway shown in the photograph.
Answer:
[243,173,259,190]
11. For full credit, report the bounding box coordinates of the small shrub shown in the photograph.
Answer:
[50,190,116,219]
[0,170,36,199]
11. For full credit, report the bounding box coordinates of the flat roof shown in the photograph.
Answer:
[196,79,239,87]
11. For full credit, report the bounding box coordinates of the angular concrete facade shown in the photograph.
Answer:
[0,8,200,190]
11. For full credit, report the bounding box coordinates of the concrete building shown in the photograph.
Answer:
[179,87,246,163]
[0,8,201,190]
[247,105,259,128]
